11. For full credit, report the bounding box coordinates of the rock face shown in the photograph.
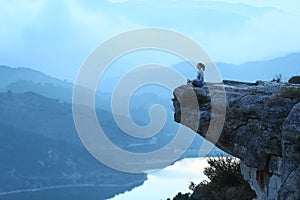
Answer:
[173,81,300,200]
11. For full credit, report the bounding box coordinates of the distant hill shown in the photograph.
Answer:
[0,91,154,147]
[5,80,73,103]
[0,65,72,89]
[0,90,209,197]
[0,63,226,198]
[0,91,78,144]
[173,52,300,82]
[0,90,203,153]
[2,52,299,107]
[0,65,73,103]
[0,91,148,198]
[0,65,179,111]
[0,122,145,199]
[0,65,204,153]
[217,52,300,82]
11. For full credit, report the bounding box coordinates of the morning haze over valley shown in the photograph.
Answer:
[1,0,300,200]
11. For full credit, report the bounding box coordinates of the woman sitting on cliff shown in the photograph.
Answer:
[187,62,205,87]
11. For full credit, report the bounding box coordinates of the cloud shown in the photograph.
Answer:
[0,0,47,48]
[0,0,299,80]
[105,0,129,3]
[0,0,143,80]
[194,8,300,63]
[64,0,140,41]
[198,0,300,16]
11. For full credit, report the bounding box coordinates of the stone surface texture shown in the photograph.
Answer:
[173,81,300,200]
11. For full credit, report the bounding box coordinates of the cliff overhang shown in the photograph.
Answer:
[173,80,300,200]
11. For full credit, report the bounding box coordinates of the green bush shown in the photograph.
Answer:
[288,76,300,84]
[173,192,190,200]
[169,157,256,200]
[280,87,300,99]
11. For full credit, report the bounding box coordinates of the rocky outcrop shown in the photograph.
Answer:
[173,81,300,200]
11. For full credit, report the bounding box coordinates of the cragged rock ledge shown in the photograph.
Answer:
[173,80,300,200]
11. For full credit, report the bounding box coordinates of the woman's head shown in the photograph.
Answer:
[197,63,205,71]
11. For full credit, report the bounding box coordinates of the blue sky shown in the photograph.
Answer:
[1,0,300,81]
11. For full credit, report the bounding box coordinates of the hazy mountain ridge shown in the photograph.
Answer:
[0,90,206,199]
[0,65,211,199]
[173,52,300,82]
[0,91,165,148]
[0,122,146,199]
[1,52,298,199]
[0,89,205,154]
[216,52,300,82]
[0,91,147,199]
[0,65,74,104]
[0,65,72,89]
[1,52,299,105]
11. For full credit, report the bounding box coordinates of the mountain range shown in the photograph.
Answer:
[0,52,299,199]
[0,66,203,199]
[0,91,147,200]
[216,52,300,82]
[172,52,300,83]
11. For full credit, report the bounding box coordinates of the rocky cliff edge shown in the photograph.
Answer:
[173,80,300,200]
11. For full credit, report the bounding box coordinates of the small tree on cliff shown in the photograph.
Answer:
[190,157,256,200]
[170,157,256,200]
